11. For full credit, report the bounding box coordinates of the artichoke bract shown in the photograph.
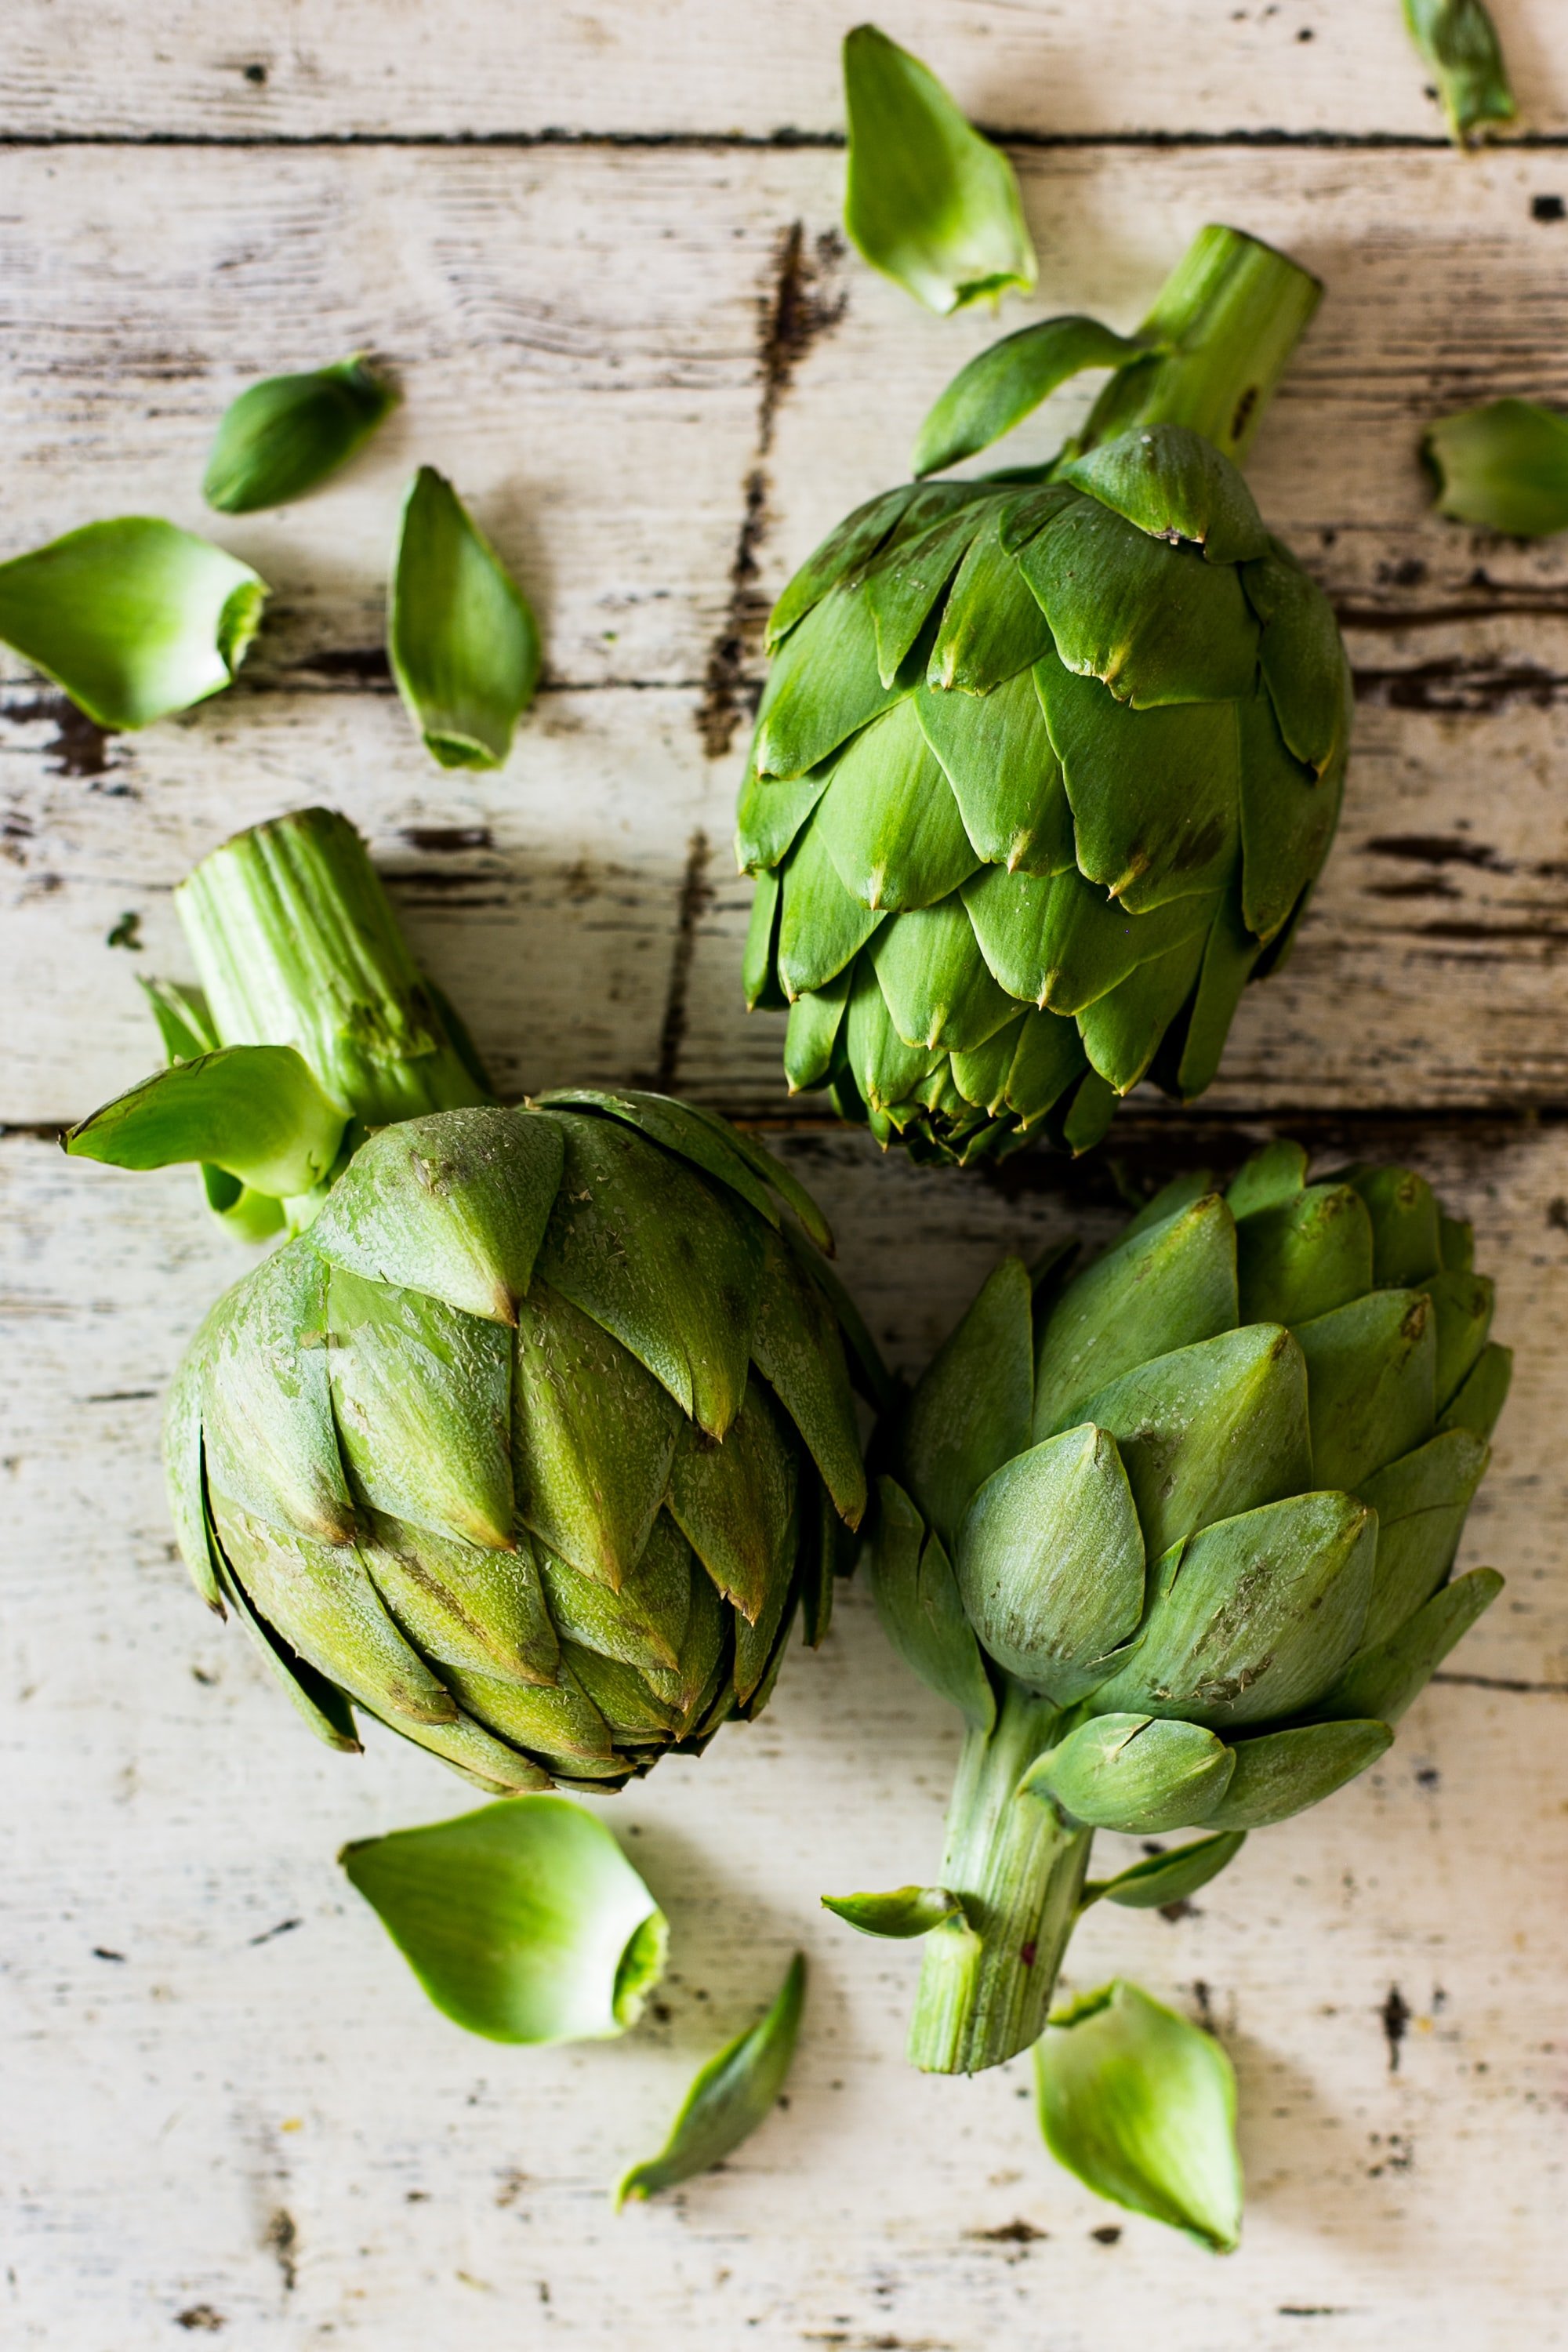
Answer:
[67,810,876,1792]
[739,226,1352,1164]
[855,1142,1508,2073]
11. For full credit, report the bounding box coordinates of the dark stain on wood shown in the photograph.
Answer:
[1352,659,1566,713]
[1381,1983,1411,2071]
[652,827,713,1091]
[7,690,116,778]
[398,825,495,853]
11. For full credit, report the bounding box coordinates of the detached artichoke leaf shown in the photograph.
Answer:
[1402,0,1517,146]
[914,317,1153,477]
[1080,1830,1247,1913]
[205,356,397,513]
[1022,1711,1234,1834]
[1424,398,1568,537]
[822,1886,975,1941]
[341,1796,668,2044]
[1035,1981,1243,2252]
[1203,1719,1391,1830]
[388,466,539,769]
[617,1951,805,2207]
[64,1044,345,1200]
[842,25,1036,317]
[0,516,267,731]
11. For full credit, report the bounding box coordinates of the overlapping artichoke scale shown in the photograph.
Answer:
[173,1097,869,1788]
[880,1145,1507,1832]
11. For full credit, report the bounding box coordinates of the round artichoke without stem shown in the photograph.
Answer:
[67,811,877,1792]
[857,1142,1508,2074]
[739,227,1353,1165]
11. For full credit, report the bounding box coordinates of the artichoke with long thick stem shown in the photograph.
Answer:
[67,809,878,1792]
[739,225,1352,1164]
[850,1144,1508,2073]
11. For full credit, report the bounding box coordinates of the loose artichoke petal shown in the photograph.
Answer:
[212,1491,458,1727]
[1021,495,1261,712]
[844,955,942,1113]
[956,1425,1146,1703]
[204,356,397,514]
[512,1279,681,1590]
[784,974,852,1093]
[325,1262,515,1552]
[615,1951,805,2208]
[1224,1138,1308,1220]
[1309,1565,1504,1726]
[1341,1165,1443,1287]
[1236,691,1340,946]
[842,25,1036,315]
[1423,1269,1496,1414]
[311,1107,564,1324]
[735,760,833,874]
[1079,1324,1312,1560]
[1058,426,1270,566]
[536,1110,763,1438]
[1295,1287,1437,1490]
[1034,653,1241,914]
[767,486,918,653]
[1035,1981,1243,2253]
[917,666,1075,875]
[779,816,887,996]
[1081,1830,1246,1912]
[813,698,982,913]
[1203,1719,1391,1829]
[750,1224,867,1528]
[915,321,1150,479]
[342,1797,666,2043]
[1423,397,1568,535]
[1033,1192,1239,1441]
[1234,1181,1374,1326]
[201,1237,356,1545]
[361,1512,561,1686]
[1356,1427,1490,1649]
[64,1044,347,1200]
[537,1515,691,1676]
[387,466,539,771]
[898,1256,1034,1552]
[1023,1712,1235,1835]
[1090,1489,1376,1730]
[667,1374,797,1624]
[1401,0,1516,147]
[0,516,267,730]
[871,898,1021,1054]
[1436,1339,1512,1442]
[1240,539,1352,777]
[205,1530,361,1753]
[1079,926,1210,1094]
[864,1476,996,1730]
[865,508,985,687]
[753,583,898,781]
[926,508,1057,694]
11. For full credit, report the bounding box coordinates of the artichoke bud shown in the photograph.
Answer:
[1021,1712,1235,1835]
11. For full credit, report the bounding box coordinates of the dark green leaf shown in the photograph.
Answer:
[1402,0,1516,145]
[616,1951,805,2205]
[205,356,397,513]
[813,698,981,913]
[916,665,1074,875]
[914,318,1149,477]
[822,1885,975,1940]
[388,466,539,769]
[1058,426,1269,565]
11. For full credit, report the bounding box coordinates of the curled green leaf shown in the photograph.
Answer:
[388,466,540,770]
[822,1885,975,1940]
[843,24,1036,316]
[64,1044,347,1200]
[133,980,290,1237]
[1424,399,1568,538]
[1080,1830,1247,1912]
[616,1952,806,2207]
[1402,0,1517,145]
[0,517,267,730]
[205,356,398,514]
[1036,1980,1243,2252]
[341,1796,668,2044]
[913,317,1153,477]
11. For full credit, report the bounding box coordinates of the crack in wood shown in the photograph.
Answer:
[7,128,1568,153]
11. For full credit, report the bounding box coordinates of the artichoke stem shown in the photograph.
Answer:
[907,1676,1091,2075]
[174,807,491,1131]
[1078,222,1323,468]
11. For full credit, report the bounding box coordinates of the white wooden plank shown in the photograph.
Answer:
[3,1124,1563,2349]
[2,0,1565,140]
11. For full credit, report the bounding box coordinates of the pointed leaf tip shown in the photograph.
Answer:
[822,1886,975,1941]
[389,466,540,770]
[205,356,398,514]
[615,1952,806,2207]
[64,1044,346,1199]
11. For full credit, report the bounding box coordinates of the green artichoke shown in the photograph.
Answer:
[852,1142,1508,2072]
[68,810,876,1792]
[740,225,1352,1164]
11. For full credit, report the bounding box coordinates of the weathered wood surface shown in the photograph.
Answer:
[4,5,1568,2347]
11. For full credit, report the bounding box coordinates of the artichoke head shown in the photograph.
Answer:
[741,427,1352,1165]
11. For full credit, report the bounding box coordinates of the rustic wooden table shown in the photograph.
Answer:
[4,5,1566,2344]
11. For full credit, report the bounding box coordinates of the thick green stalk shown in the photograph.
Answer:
[907,1677,1092,2074]
[175,808,489,1130]
[1078,223,1323,467]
